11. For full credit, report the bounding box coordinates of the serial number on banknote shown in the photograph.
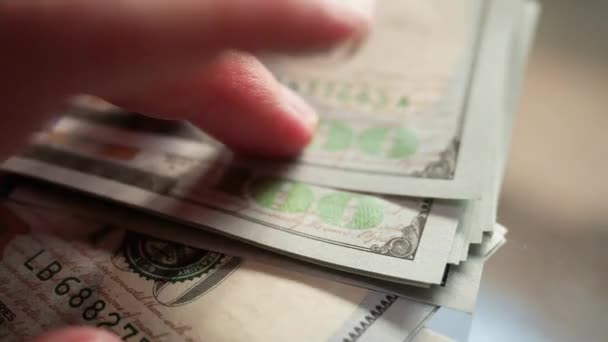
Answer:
[278,76,411,113]
[23,250,150,341]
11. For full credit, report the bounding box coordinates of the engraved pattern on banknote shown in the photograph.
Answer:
[340,294,399,342]
[123,232,227,283]
[370,199,431,259]
[119,232,241,306]
[411,140,458,179]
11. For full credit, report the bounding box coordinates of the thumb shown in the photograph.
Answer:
[31,327,121,342]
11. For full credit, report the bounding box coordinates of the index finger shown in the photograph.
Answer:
[1,0,371,95]
[0,0,371,159]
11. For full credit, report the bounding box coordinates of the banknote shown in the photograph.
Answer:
[37,109,466,267]
[479,0,541,236]
[453,0,520,250]
[250,0,522,199]
[21,113,471,266]
[447,221,466,265]
[465,0,522,245]
[7,181,506,312]
[415,0,535,256]
[1,0,530,276]
[255,0,484,199]
[0,188,435,342]
[464,0,540,246]
[4,124,460,285]
[0,0,528,288]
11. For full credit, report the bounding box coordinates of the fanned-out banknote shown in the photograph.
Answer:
[7,182,506,313]
[0,0,541,340]
[4,128,460,285]
[0,184,435,342]
[1,0,535,286]
[256,0,486,198]
[456,0,540,255]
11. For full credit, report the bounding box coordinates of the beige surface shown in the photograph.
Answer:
[471,1,608,341]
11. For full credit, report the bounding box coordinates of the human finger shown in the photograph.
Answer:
[109,52,317,157]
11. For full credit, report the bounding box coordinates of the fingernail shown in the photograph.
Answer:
[280,85,318,131]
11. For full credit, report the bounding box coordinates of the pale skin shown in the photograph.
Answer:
[0,0,370,340]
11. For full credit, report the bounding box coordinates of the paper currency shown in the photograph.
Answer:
[4,135,460,285]
[247,0,523,200]
[460,0,538,247]
[0,0,532,284]
[257,0,484,198]
[0,189,434,342]
[1,0,536,318]
[479,0,541,237]
[8,182,506,313]
[0,0,542,340]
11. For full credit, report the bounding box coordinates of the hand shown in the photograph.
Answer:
[0,0,369,340]
[1,0,370,160]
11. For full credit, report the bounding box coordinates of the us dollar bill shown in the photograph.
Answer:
[0,189,435,342]
[253,0,498,199]
[0,0,527,286]
[6,180,506,313]
[456,0,538,253]
[477,0,540,238]
[4,119,460,285]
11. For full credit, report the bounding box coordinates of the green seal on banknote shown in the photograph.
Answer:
[123,232,226,283]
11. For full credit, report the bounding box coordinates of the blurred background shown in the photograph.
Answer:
[470,0,607,341]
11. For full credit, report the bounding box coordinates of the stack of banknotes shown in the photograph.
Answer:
[0,0,540,340]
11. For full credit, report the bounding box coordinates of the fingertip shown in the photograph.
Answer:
[209,79,318,159]
[107,52,319,159]
[230,116,315,159]
[204,90,318,159]
[279,84,318,141]
[32,327,121,342]
[187,55,318,158]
